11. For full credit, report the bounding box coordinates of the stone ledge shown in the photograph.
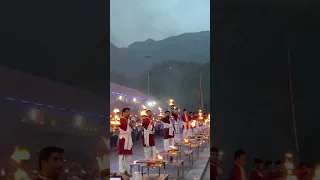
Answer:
[185,147,210,180]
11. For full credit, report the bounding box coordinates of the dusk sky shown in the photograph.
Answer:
[110,0,210,47]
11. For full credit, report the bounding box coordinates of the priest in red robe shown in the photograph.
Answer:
[161,110,174,151]
[249,159,265,180]
[188,112,193,136]
[181,109,189,138]
[118,108,133,175]
[229,149,247,180]
[142,110,156,160]
[172,108,181,143]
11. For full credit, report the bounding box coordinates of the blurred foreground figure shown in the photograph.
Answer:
[211,147,223,180]
[229,149,247,180]
[249,159,264,180]
[118,108,133,175]
[142,110,156,160]
[35,146,64,180]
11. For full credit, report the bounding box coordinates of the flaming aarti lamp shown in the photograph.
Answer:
[110,108,120,132]
[169,99,175,109]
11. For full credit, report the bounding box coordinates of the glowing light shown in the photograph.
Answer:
[140,110,147,117]
[169,99,175,106]
[133,98,136,102]
[147,102,153,106]
[113,108,120,113]
[152,101,156,105]
[142,105,147,109]
[157,155,163,160]
[11,147,30,164]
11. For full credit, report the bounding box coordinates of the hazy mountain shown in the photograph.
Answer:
[110,31,210,77]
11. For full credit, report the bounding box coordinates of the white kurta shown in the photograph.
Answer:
[118,122,132,174]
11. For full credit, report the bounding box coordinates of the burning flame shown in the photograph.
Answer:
[169,146,177,150]
[96,155,109,171]
[11,147,30,164]
[142,105,147,110]
[140,110,147,116]
[113,108,119,113]
[157,155,163,160]
[191,120,196,127]
[184,139,189,143]
[1,168,5,176]
[158,107,162,111]
[14,168,29,180]
[169,99,174,106]
[110,120,120,125]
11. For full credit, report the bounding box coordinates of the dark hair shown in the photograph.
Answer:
[38,147,64,170]
[234,149,246,160]
[211,147,219,153]
[122,108,130,114]
[183,109,187,112]
[189,112,193,114]
[254,158,263,164]
[146,109,151,113]
[165,110,170,113]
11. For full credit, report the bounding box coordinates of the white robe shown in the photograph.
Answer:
[118,121,132,174]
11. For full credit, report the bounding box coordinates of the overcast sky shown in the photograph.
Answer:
[110,0,210,47]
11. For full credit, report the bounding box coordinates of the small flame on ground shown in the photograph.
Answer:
[184,139,188,143]
[157,155,163,160]
[169,146,176,150]
[11,147,30,164]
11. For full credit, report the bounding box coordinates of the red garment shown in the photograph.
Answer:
[141,117,155,147]
[118,117,132,155]
[172,112,178,121]
[162,116,174,139]
[267,170,285,180]
[181,114,189,130]
[250,169,264,180]
[229,164,243,180]
[211,163,218,180]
